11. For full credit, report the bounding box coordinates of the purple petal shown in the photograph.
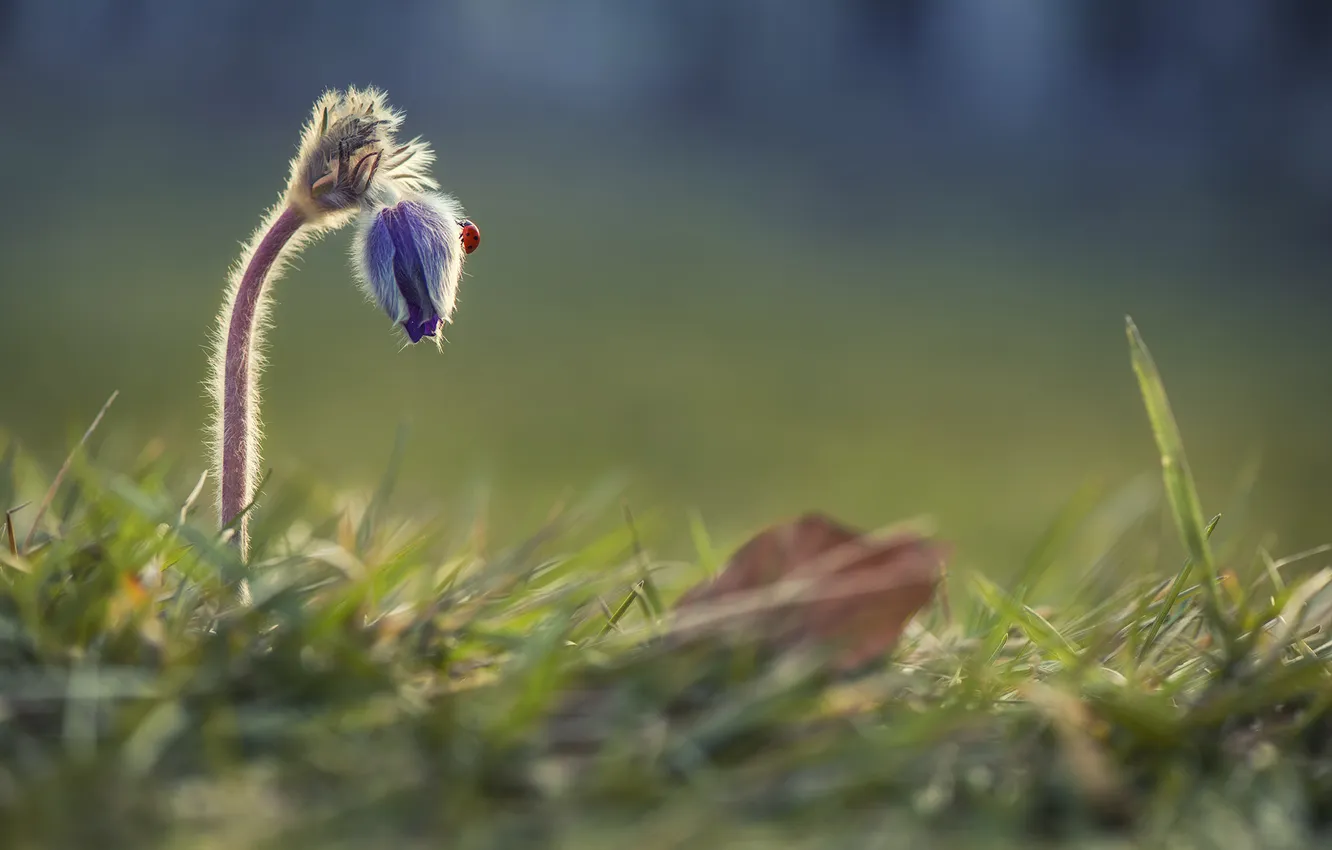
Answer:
[360,213,400,319]
[397,200,457,318]
[399,303,440,344]
[382,204,435,323]
[402,321,427,343]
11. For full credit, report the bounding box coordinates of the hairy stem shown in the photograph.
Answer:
[219,205,306,555]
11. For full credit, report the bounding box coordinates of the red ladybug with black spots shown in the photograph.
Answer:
[459,219,481,255]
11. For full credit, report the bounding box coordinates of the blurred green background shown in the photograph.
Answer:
[2,3,1331,575]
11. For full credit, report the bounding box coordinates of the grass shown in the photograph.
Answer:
[0,320,1329,849]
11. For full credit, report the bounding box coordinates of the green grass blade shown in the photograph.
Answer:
[1137,513,1220,661]
[598,585,641,637]
[971,575,1081,671]
[1125,317,1228,646]
[623,503,663,615]
[688,507,720,580]
[22,390,117,551]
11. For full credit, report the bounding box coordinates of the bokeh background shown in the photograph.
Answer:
[2,1,1331,574]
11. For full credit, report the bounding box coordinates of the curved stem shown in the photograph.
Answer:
[220,205,305,555]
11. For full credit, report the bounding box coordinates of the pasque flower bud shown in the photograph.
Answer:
[353,192,468,344]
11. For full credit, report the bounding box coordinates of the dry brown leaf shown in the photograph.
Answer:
[672,513,945,671]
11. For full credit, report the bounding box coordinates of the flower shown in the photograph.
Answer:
[212,86,479,558]
[284,87,437,224]
[353,192,469,344]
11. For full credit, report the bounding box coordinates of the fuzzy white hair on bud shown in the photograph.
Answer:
[285,87,438,225]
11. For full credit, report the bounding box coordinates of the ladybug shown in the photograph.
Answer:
[459,219,481,255]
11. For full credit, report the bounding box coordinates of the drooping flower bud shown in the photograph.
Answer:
[352,192,469,344]
[212,85,480,560]
[285,87,437,224]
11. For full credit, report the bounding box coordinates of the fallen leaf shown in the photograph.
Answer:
[671,513,945,671]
